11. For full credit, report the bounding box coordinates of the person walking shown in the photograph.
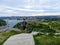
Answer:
[22,18,27,32]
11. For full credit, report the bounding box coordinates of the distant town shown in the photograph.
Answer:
[0,16,60,21]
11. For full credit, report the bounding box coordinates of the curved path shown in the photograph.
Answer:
[3,33,35,45]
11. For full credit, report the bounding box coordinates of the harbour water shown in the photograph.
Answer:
[0,19,23,30]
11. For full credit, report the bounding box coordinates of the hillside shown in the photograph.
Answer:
[0,19,6,26]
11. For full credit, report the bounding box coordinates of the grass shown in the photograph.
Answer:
[0,30,22,45]
[34,35,60,45]
[14,20,60,33]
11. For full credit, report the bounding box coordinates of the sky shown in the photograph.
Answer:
[0,0,60,16]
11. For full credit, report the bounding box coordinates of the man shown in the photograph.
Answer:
[22,18,27,30]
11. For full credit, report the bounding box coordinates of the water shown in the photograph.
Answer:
[0,19,23,30]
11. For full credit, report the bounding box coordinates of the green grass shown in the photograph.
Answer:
[14,20,60,33]
[0,30,22,45]
[34,35,60,45]
[0,19,6,26]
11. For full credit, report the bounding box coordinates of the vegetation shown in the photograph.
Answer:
[34,34,60,45]
[14,20,60,45]
[0,17,60,45]
[14,20,58,33]
[0,30,22,45]
[0,19,6,26]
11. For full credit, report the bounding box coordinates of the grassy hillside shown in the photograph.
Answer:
[0,19,6,26]
[34,34,60,45]
[14,20,60,45]
[0,30,22,45]
[14,20,60,33]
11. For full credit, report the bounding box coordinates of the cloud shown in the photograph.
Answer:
[32,12,60,16]
[0,5,17,13]
[0,0,60,16]
[0,5,60,17]
[0,5,45,16]
[3,0,12,1]
[0,5,46,13]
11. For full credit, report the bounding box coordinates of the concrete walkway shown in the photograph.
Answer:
[3,33,35,45]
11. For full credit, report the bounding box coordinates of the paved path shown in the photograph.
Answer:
[3,33,35,45]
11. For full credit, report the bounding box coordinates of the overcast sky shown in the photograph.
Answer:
[0,0,60,16]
